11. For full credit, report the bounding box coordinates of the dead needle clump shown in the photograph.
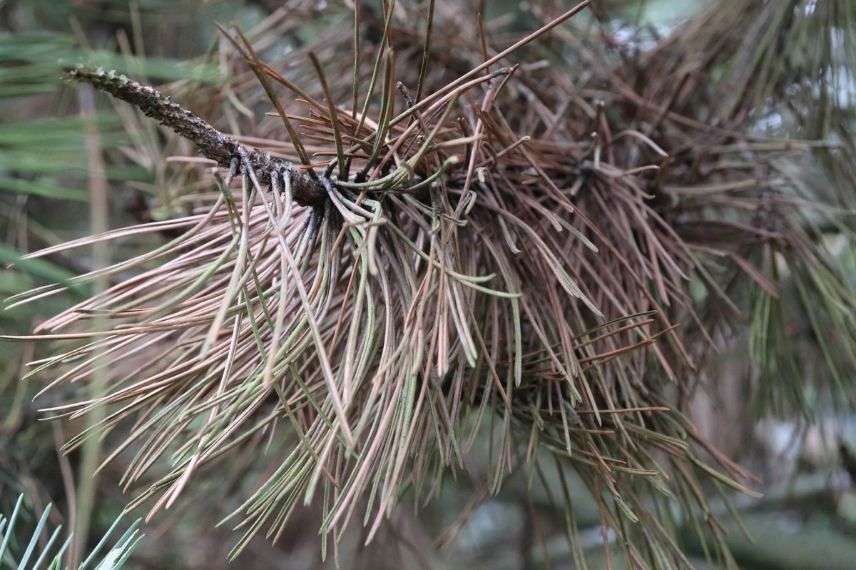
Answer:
[9,0,854,566]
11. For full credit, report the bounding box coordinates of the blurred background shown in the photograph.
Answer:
[0,1,854,568]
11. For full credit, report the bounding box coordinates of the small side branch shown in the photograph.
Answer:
[66,67,326,205]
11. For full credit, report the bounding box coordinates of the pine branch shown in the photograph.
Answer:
[65,67,326,205]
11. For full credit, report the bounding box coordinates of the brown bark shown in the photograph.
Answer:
[66,67,327,206]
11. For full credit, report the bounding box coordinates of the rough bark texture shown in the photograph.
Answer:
[66,67,327,205]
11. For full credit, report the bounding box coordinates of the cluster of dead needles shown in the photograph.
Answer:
[5,0,854,566]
